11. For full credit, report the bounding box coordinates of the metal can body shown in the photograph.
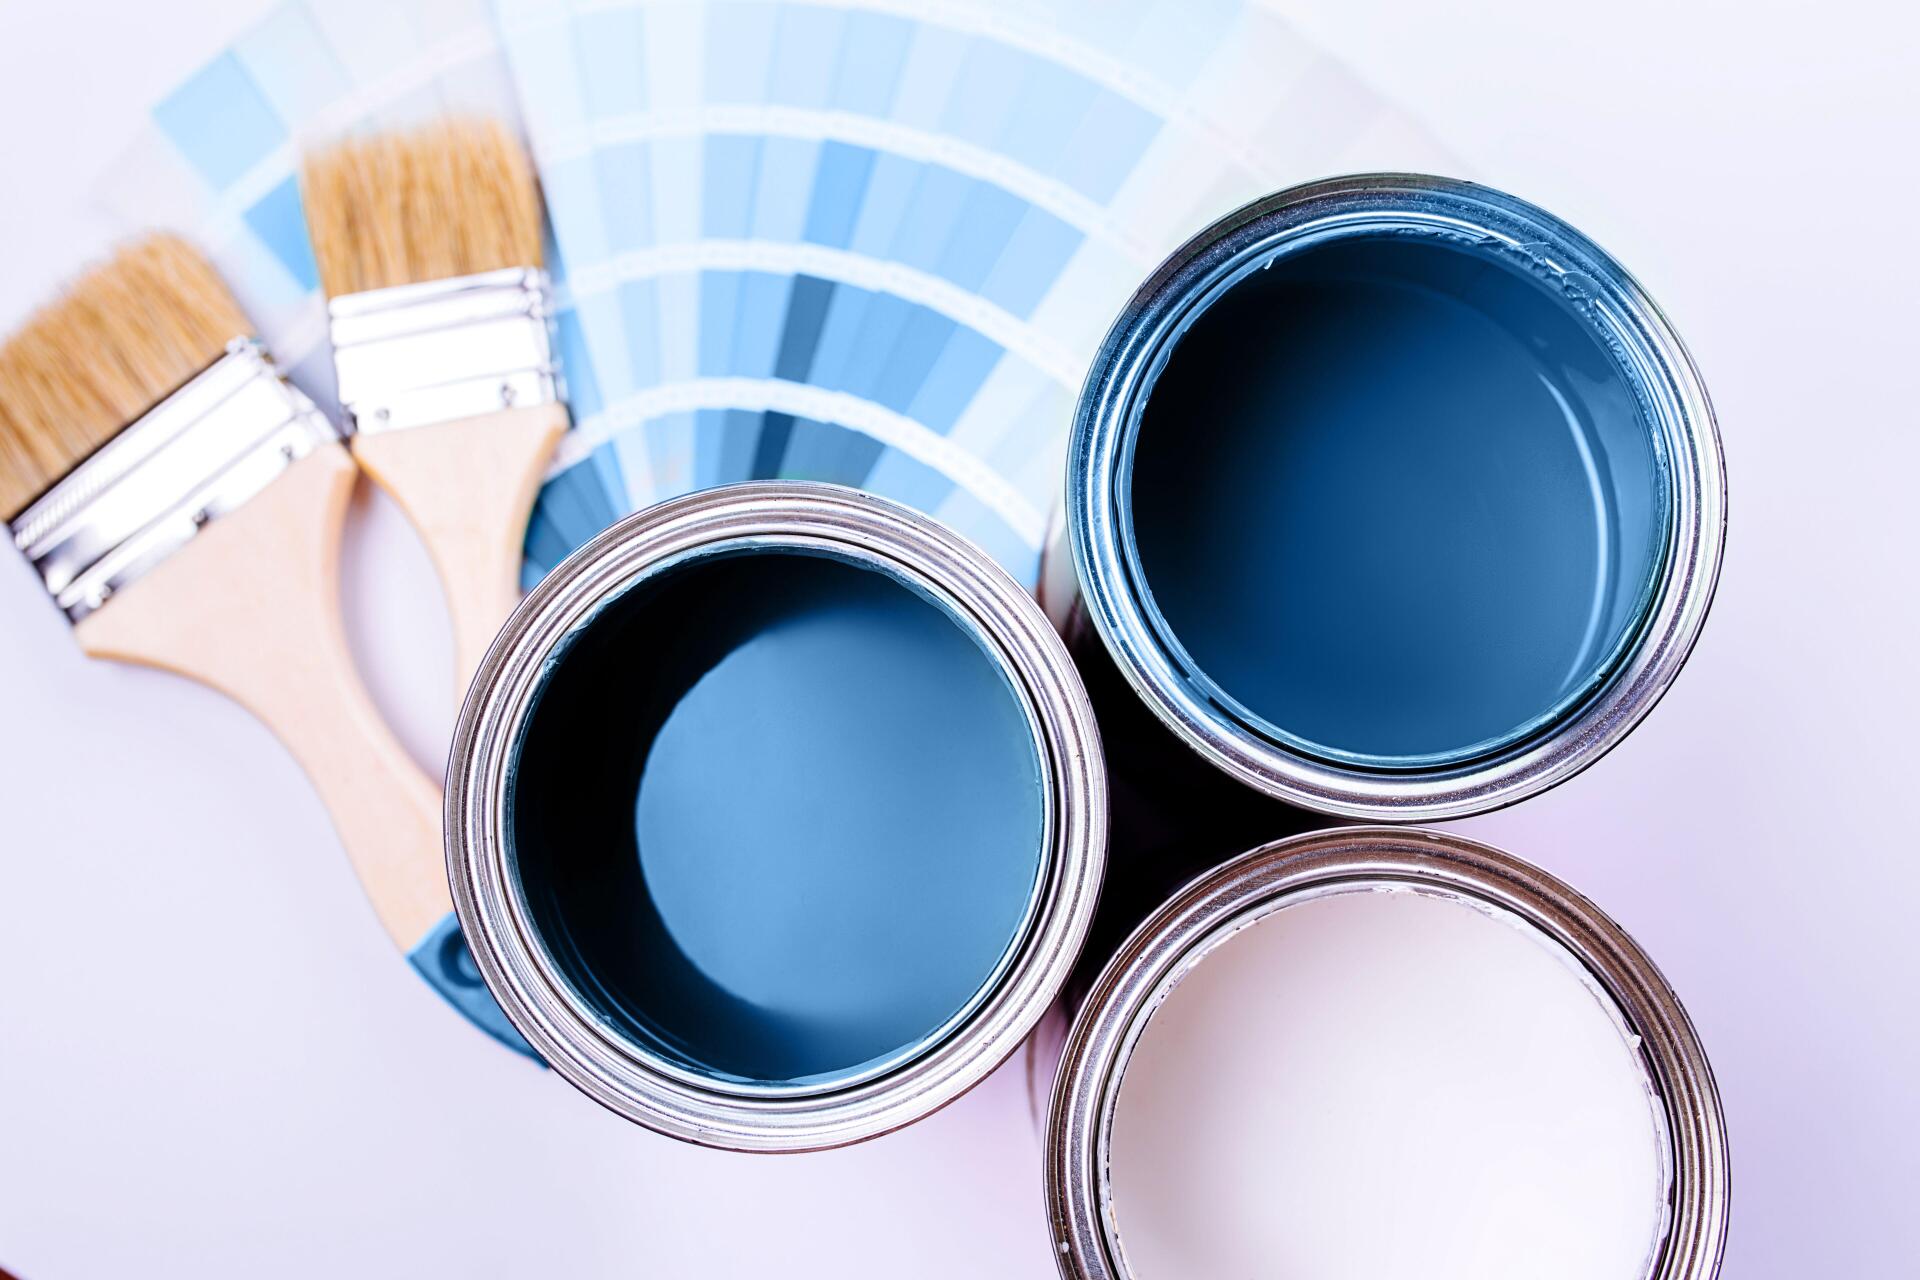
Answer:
[1044,827,1728,1279]
[448,481,1105,1150]
[1060,173,1726,822]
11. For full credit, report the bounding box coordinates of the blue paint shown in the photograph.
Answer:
[407,914,542,1062]
[154,51,285,189]
[1125,231,1668,767]
[508,550,1045,1089]
[241,175,318,290]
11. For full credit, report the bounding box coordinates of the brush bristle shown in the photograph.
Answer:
[0,234,249,520]
[302,117,544,298]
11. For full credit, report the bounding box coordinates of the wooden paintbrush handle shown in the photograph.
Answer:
[72,444,450,949]
[350,403,567,704]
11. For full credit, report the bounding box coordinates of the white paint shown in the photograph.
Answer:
[1107,887,1668,1279]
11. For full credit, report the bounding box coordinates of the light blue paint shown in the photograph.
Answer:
[980,208,1081,319]
[890,25,972,131]
[937,182,1027,292]
[649,136,704,246]
[837,292,914,398]
[615,278,662,389]
[594,141,654,253]
[942,39,1031,150]
[894,165,975,273]
[588,441,628,518]
[934,487,1035,579]
[655,270,703,382]
[697,269,743,376]
[692,408,729,490]
[1124,230,1668,766]
[1058,0,1153,57]
[155,52,286,189]
[847,152,920,258]
[242,176,318,290]
[1058,90,1162,203]
[767,4,845,107]
[704,1,779,103]
[807,283,876,390]
[999,60,1099,176]
[573,291,634,400]
[508,550,1045,1089]
[540,156,611,263]
[576,7,648,118]
[802,142,876,247]
[1126,0,1241,86]
[731,271,790,378]
[714,407,763,485]
[864,449,956,516]
[909,327,1003,433]
[753,137,821,243]
[872,309,956,413]
[612,421,656,500]
[829,10,913,115]
[652,408,700,502]
[234,4,349,124]
[701,135,760,239]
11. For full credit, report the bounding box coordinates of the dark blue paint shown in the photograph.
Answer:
[508,551,1045,1088]
[1126,232,1667,766]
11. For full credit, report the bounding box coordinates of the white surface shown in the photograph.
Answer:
[1,1,1916,1276]
[1110,890,1666,1279]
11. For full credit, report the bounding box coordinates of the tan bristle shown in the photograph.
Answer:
[302,117,544,298]
[0,234,249,520]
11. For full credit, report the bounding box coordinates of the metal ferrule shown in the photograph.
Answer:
[1044,828,1729,1280]
[9,341,336,623]
[328,266,561,435]
[446,482,1107,1151]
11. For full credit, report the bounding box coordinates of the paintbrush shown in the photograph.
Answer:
[0,234,532,1057]
[302,117,567,701]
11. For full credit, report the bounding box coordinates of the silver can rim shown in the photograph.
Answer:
[1065,172,1727,820]
[1042,826,1729,1280]
[447,480,1108,1151]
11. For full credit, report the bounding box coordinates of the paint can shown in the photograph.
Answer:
[448,481,1105,1150]
[1044,827,1728,1279]
[1055,173,1725,823]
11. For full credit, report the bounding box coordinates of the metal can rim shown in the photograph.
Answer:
[1064,172,1727,820]
[447,480,1108,1151]
[1042,825,1729,1280]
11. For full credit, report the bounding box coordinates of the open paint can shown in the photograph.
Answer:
[448,482,1105,1150]
[1056,173,1726,821]
[1045,827,1727,1280]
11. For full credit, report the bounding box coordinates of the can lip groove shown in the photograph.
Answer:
[1064,173,1726,821]
[447,480,1107,1151]
[1042,826,1730,1280]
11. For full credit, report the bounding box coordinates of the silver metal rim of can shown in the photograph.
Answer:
[1042,826,1729,1280]
[1063,172,1728,821]
[447,480,1108,1151]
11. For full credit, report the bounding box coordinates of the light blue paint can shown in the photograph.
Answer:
[1058,174,1726,821]
[448,482,1105,1150]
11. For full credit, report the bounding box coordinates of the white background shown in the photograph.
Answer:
[2,1,1917,1276]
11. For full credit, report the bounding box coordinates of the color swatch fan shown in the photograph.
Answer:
[497,0,1455,589]
[87,0,1452,593]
